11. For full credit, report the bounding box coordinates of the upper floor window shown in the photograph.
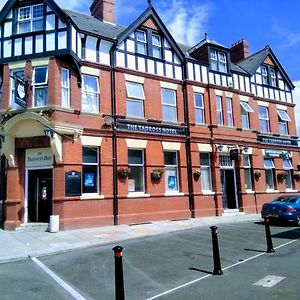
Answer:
[240,102,253,130]
[61,68,70,108]
[126,82,145,118]
[277,109,290,135]
[194,93,205,124]
[152,34,162,59]
[82,75,99,113]
[210,49,227,73]
[216,95,223,126]
[260,65,277,87]
[136,30,147,55]
[10,69,24,110]
[226,97,233,127]
[18,4,44,34]
[261,66,268,85]
[33,67,48,107]
[270,68,277,87]
[162,89,177,122]
[258,106,270,132]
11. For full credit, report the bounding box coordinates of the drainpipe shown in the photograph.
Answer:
[182,60,195,218]
[0,155,6,225]
[110,44,118,225]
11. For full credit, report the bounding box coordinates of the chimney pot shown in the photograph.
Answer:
[90,0,115,24]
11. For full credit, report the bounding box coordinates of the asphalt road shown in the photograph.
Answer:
[0,220,299,300]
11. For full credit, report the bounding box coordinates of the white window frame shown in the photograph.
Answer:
[194,93,205,124]
[210,49,227,73]
[10,69,24,110]
[128,149,145,194]
[61,68,70,108]
[243,155,252,191]
[152,33,162,59]
[164,151,179,192]
[261,66,268,85]
[283,159,293,190]
[258,106,270,132]
[18,4,44,34]
[264,158,275,190]
[226,97,233,127]
[33,66,48,107]
[126,81,145,118]
[216,95,223,126]
[81,75,99,113]
[136,30,147,55]
[82,147,99,195]
[240,102,253,129]
[200,152,212,192]
[270,68,277,87]
[277,110,290,135]
[162,88,177,122]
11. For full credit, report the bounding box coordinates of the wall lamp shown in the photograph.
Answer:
[44,128,54,138]
[241,146,249,153]
[216,144,224,152]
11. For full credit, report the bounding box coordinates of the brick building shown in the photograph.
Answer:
[0,0,299,230]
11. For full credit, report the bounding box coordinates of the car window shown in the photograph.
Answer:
[275,196,298,203]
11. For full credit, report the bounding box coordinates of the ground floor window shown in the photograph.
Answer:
[264,158,275,190]
[243,155,252,190]
[164,151,179,192]
[82,147,98,194]
[200,153,212,191]
[283,159,293,190]
[128,149,144,193]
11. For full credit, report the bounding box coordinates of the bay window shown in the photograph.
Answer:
[61,68,70,108]
[33,67,48,107]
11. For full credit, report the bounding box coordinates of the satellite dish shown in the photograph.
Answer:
[104,115,114,125]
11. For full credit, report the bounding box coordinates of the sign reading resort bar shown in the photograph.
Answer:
[117,120,186,136]
[257,134,298,146]
[25,148,53,168]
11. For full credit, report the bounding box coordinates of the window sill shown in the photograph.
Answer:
[202,191,215,195]
[285,189,297,193]
[245,190,254,194]
[164,191,184,197]
[81,111,100,116]
[266,189,279,193]
[80,194,104,200]
[127,193,150,198]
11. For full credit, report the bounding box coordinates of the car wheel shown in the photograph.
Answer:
[297,216,300,226]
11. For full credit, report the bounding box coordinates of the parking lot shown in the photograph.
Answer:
[0,220,299,299]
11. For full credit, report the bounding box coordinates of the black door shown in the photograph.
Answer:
[28,169,53,223]
[225,170,237,209]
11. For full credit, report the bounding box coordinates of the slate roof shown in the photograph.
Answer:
[64,9,125,40]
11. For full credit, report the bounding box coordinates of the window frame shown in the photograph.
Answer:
[18,4,44,34]
[283,159,293,190]
[81,74,100,113]
[82,147,99,194]
[128,149,145,194]
[226,97,233,127]
[152,33,162,59]
[243,155,252,190]
[126,81,145,118]
[264,158,275,190]
[164,151,179,192]
[135,29,147,55]
[61,68,70,108]
[32,66,48,108]
[258,106,270,133]
[216,95,223,126]
[194,93,205,124]
[10,69,25,110]
[161,88,177,122]
[210,49,228,73]
[200,152,212,192]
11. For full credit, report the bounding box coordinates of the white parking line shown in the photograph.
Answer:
[31,257,86,300]
[146,239,298,300]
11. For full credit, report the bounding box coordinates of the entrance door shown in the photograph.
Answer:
[221,169,237,209]
[28,169,53,223]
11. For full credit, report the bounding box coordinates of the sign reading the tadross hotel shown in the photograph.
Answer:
[25,148,53,168]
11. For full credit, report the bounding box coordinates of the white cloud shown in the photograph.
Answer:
[293,81,300,138]
[272,20,300,47]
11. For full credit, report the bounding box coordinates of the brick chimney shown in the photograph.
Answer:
[230,39,249,63]
[90,0,115,24]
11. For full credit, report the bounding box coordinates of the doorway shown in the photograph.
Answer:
[27,169,53,223]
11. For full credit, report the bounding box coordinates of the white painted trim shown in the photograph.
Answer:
[126,139,147,149]
[214,90,223,96]
[162,142,181,151]
[127,193,150,198]
[160,81,178,90]
[80,136,102,146]
[164,192,185,196]
[32,58,50,67]
[81,66,100,77]
[80,194,104,200]
[124,74,145,84]
[276,104,287,111]
[9,61,26,70]
[197,143,212,152]
[192,86,205,93]
[242,147,253,155]
[266,189,279,193]
[202,191,215,195]
[245,190,254,194]
[225,92,233,97]
[257,100,269,107]
[239,95,249,102]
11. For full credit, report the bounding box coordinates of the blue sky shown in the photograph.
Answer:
[0,0,299,133]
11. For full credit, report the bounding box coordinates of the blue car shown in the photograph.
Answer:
[261,195,300,226]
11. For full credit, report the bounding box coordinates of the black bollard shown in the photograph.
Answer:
[210,226,223,275]
[264,217,275,253]
[113,245,125,300]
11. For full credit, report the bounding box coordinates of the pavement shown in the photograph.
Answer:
[0,213,261,264]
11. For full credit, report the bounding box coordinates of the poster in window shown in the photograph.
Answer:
[65,171,81,196]
[84,173,95,187]
[128,179,135,192]
[168,175,176,189]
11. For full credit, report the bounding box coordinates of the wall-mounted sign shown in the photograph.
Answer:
[265,149,291,159]
[14,75,27,109]
[65,171,81,196]
[229,148,239,160]
[25,148,53,168]
[117,120,186,136]
[257,134,298,146]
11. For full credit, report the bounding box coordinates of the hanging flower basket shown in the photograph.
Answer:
[118,167,131,178]
[193,169,201,179]
[254,170,261,179]
[151,168,164,180]
[293,172,300,180]
[277,171,288,181]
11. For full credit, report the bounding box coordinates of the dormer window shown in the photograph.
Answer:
[260,65,277,87]
[18,4,44,34]
[261,66,268,84]
[210,49,227,73]
[270,68,277,87]
[136,30,147,55]
[152,34,162,59]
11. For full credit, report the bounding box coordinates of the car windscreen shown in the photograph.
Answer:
[275,196,299,203]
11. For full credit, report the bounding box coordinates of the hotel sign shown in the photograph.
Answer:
[117,120,186,136]
[25,148,53,168]
[265,149,291,159]
[257,134,298,147]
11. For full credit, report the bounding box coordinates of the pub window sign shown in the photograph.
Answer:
[65,171,81,196]
[14,75,27,109]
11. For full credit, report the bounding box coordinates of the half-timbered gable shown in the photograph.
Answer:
[115,6,184,80]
